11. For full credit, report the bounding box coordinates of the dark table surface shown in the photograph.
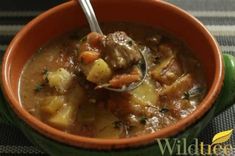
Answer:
[0,0,234,155]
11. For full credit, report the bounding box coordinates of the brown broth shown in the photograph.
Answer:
[19,23,207,138]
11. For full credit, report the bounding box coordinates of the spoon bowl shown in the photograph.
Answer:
[78,0,147,92]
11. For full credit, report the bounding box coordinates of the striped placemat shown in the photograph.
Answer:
[0,0,234,155]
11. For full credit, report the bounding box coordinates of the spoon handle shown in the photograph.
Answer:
[79,0,103,34]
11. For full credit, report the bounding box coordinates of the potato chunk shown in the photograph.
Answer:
[47,84,85,128]
[86,58,112,84]
[40,96,65,115]
[107,79,158,117]
[48,104,76,128]
[130,79,158,107]
[47,68,73,93]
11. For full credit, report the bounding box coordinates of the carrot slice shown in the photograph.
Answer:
[87,32,103,48]
[109,74,141,88]
[79,51,100,64]
[109,67,142,88]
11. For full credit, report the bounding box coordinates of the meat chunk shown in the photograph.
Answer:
[102,31,141,69]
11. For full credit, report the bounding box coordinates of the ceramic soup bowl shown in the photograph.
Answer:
[1,0,235,155]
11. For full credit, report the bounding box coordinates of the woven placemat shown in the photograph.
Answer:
[0,0,234,155]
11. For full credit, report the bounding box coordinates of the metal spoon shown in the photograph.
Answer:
[78,0,147,92]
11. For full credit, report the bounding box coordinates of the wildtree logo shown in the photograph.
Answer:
[157,129,234,155]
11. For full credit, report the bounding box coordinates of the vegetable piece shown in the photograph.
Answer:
[151,43,180,84]
[87,32,103,48]
[158,58,183,85]
[188,86,205,98]
[42,68,48,75]
[158,44,175,58]
[109,74,140,88]
[159,108,169,113]
[150,55,174,82]
[113,121,123,129]
[79,32,103,52]
[79,51,100,64]
[159,74,194,102]
[34,84,43,92]
[48,104,76,128]
[129,79,158,107]
[40,96,65,115]
[109,67,142,88]
[47,68,73,93]
[182,91,190,100]
[139,116,147,125]
[86,58,112,84]
[48,84,85,128]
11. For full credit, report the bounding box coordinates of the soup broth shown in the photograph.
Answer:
[20,23,207,138]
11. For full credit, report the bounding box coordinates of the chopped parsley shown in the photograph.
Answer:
[42,68,49,83]
[113,121,123,129]
[34,84,43,92]
[182,87,205,100]
[127,40,133,46]
[139,116,147,125]
[159,108,169,113]
[80,36,87,42]
[189,87,204,97]
[42,68,48,75]
[154,56,161,64]
[182,91,190,100]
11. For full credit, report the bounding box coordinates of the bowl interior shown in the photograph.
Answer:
[2,0,222,149]
[6,0,217,99]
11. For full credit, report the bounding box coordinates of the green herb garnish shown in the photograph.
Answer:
[42,68,48,75]
[159,108,169,113]
[42,68,49,83]
[189,87,204,97]
[80,36,87,43]
[182,91,190,100]
[113,121,123,129]
[127,40,133,46]
[182,87,205,100]
[154,56,161,64]
[139,116,147,125]
[34,84,43,92]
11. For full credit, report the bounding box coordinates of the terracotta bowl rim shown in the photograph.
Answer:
[1,0,224,150]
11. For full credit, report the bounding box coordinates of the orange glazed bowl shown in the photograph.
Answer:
[2,0,234,155]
